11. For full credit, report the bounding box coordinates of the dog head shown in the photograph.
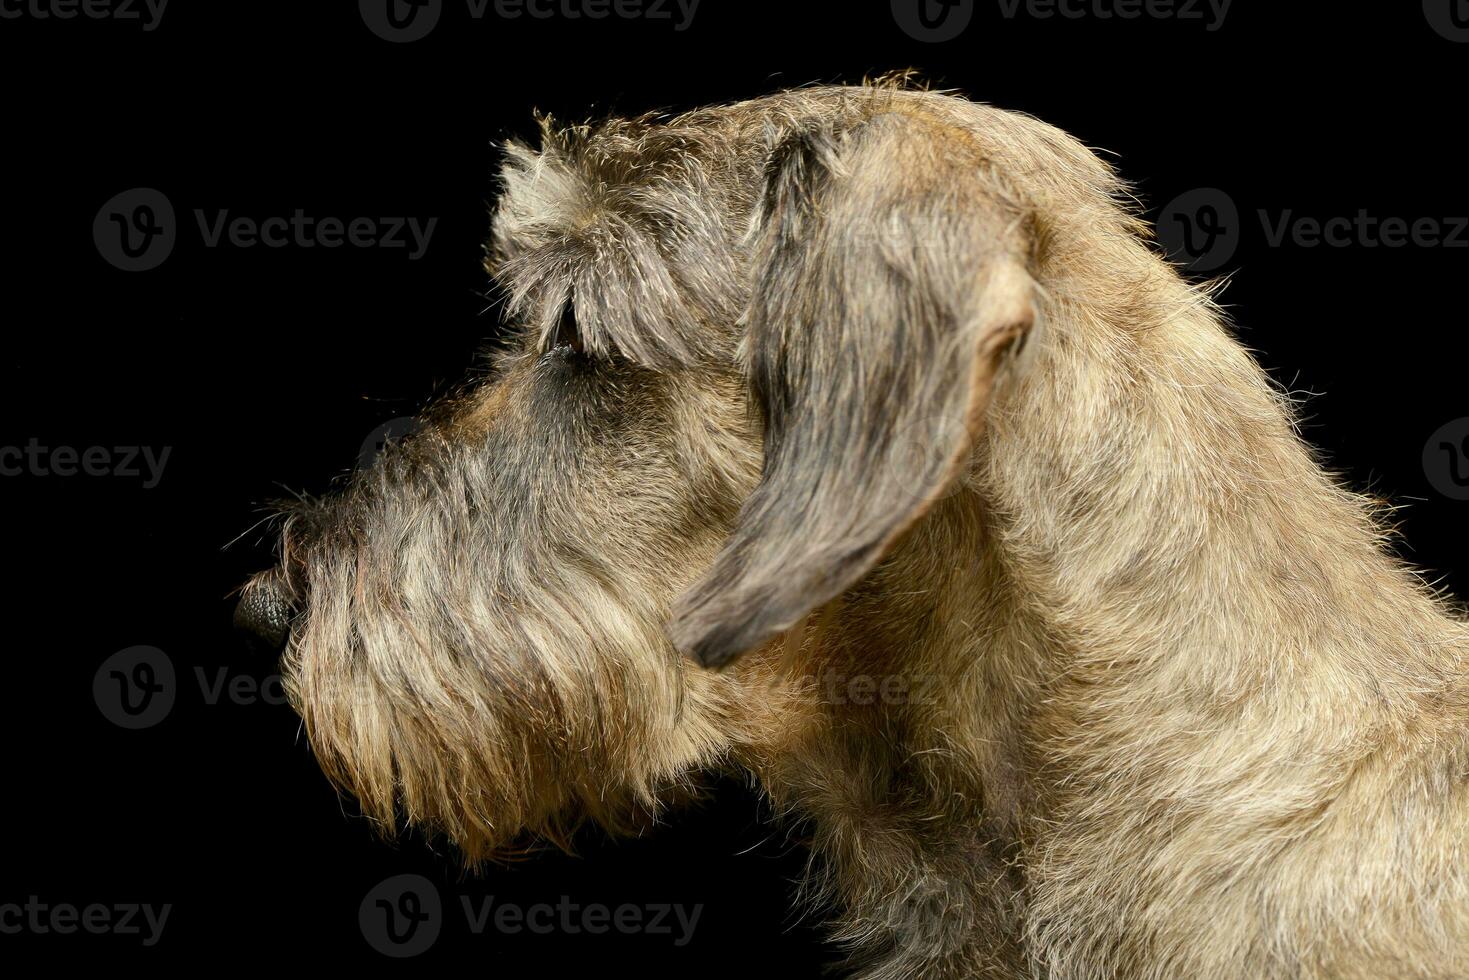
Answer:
[237,81,1053,860]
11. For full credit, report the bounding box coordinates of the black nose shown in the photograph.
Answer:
[233,578,294,656]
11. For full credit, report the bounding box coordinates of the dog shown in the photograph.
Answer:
[235,76,1469,978]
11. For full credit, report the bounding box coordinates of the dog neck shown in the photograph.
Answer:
[719,258,1469,977]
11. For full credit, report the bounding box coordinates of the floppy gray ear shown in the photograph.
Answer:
[670,110,1036,669]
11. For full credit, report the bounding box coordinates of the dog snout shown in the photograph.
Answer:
[233,574,294,657]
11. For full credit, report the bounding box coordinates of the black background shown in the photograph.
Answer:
[3,0,1468,970]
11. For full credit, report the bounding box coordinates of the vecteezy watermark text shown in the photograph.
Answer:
[0,897,171,946]
[0,439,170,487]
[359,0,700,42]
[359,874,704,957]
[891,0,1229,42]
[194,210,437,260]
[461,894,702,945]
[94,188,438,271]
[1158,187,1469,272]
[995,0,1231,29]
[0,0,168,30]
[1258,210,1469,249]
[94,646,292,729]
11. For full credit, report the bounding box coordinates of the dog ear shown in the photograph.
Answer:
[670,110,1036,669]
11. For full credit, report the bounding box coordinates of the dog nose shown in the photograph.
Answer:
[233,577,294,656]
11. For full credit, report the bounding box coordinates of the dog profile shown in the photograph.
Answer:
[236,77,1469,978]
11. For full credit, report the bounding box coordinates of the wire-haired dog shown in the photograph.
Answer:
[236,78,1469,978]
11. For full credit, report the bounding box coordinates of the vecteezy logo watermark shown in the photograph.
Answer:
[0,898,171,946]
[0,439,171,487]
[359,875,705,957]
[1424,418,1469,501]
[1156,187,1240,273]
[359,0,700,42]
[95,647,291,729]
[95,188,438,271]
[93,646,176,730]
[358,416,423,471]
[360,875,443,958]
[1159,188,1469,273]
[1424,0,1469,42]
[0,0,169,31]
[359,0,443,42]
[891,0,975,42]
[93,188,176,272]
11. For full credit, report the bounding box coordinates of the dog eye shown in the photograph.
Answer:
[551,306,584,356]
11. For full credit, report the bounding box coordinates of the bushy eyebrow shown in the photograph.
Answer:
[486,129,747,370]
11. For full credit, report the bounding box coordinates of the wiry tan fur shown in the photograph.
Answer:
[239,76,1469,978]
